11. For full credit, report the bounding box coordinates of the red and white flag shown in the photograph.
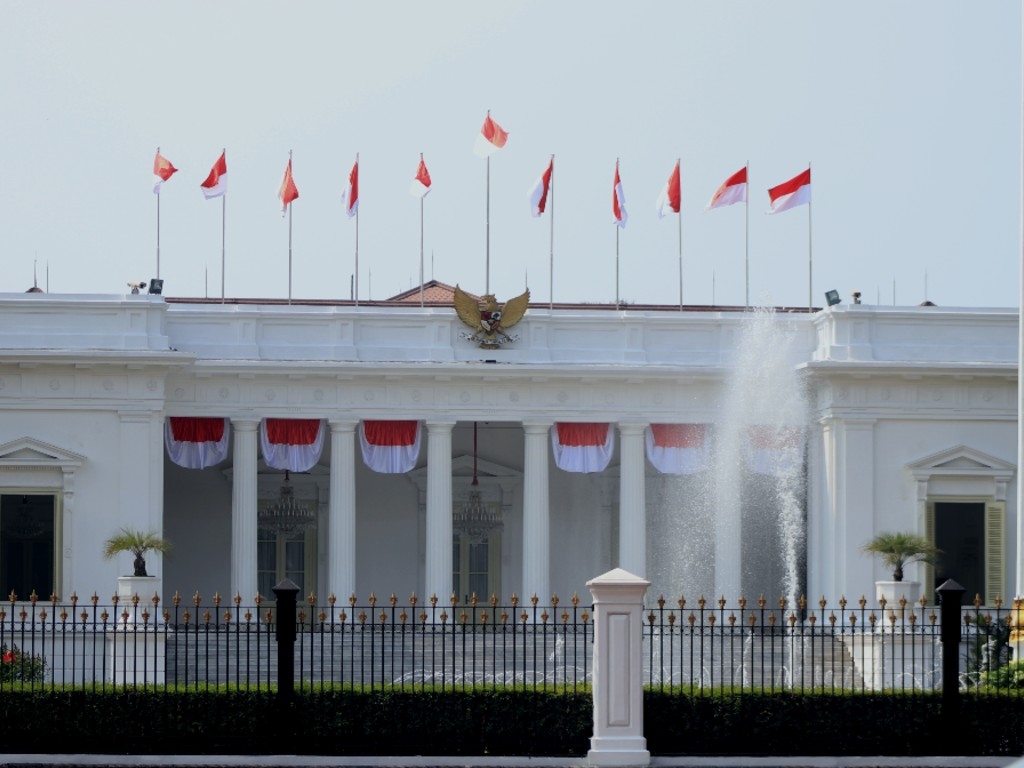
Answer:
[528,157,553,217]
[153,148,178,195]
[342,156,359,218]
[744,426,805,477]
[706,166,747,211]
[551,423,615,473]
[260,418,325,472]
[164,417,230,469]
[279,156,299,213]
[473,112,509,158]
[201,151,227,199]
[767,168,811,214]
[359,420,422,474]
[656,160,681,218]
[612,160,627,228]
[645,424,709,475]
[410,155,432,198]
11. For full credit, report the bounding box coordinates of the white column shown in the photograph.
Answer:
[586,568,651,767]
[522,422,551,604]
[231,418,259,602]
[838,419,877,598]
[424,420,454,604]
[617,423,647,579]
[328,420,358,603]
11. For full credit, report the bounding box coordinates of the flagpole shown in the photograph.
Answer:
[549,154,555,310]
[745,160,750,309]
[288,150,294,306]
[354,152,360,307]
[419,154,425,307]
[616,157,620,310]
[156,147,161,280]
[220,147,226,304]
[486,153,491,295]
[807,161,813,312]
[677,156,683,311]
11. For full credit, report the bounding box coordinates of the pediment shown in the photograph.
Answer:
[0,436,85,469]
[907,444,1014,481]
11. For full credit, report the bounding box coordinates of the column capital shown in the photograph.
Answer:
[425,419,456,432]
[230,417,260,432]
[328,419,359,433]
[616,422,647,437]
[522,421,552,435]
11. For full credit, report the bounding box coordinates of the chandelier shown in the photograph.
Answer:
[453,422,503,543]
[258,471,315,534]
[8,496,45,540]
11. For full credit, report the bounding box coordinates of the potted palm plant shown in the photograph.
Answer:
[862,531,940,606]
[103,528,172,577]
[103,528,172,622]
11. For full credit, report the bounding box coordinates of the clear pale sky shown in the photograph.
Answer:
[1,1,1020,309]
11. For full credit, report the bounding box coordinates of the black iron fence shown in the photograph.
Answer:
[1,583,1021,696]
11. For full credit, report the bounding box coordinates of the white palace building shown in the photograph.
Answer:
[0,283,1020,610]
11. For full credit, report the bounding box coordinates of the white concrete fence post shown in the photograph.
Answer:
[587,568,651,768]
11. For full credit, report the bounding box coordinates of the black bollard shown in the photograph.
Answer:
[935,579,965,728]
[273,578,300,701]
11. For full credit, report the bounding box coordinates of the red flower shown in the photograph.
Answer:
[2,650,13,663]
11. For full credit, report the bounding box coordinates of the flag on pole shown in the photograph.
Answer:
[200,151,227,199]
[613,160,627,228]
[279,156,299,213]
[342,157,359,217]
[528,157,553,217]
[767,168,811,214]
[473,112,509,158]
[706,166,748,211]
[656,160,681,218]
[153,149,178,194]
[410,155,432,198]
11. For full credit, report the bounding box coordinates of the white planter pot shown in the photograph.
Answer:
[116,575,162,624]
[875,580,922,608]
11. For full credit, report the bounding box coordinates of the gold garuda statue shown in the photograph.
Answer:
[453,285,530,348]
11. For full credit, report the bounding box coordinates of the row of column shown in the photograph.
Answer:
[227,418,651,603]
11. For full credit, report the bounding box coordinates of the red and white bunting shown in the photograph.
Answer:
[359,420,421,474]
[260,418,325,472]
[744,426,805,477]
[645,423,709,475]
[164,417,230,469]
[551,423,614,473]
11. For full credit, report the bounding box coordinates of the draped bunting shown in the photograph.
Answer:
[551,422,614,473]
[164,417,230,469]
[744,426,806,477]
[359,420,421,474]
[260,418,325,472]
[645,423,710,475]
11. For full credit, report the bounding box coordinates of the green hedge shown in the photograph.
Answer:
[2,688,1023,756]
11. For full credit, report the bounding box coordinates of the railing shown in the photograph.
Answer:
[0,589,592,692]
[1,586,1020,696]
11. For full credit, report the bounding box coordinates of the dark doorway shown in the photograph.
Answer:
[1,494,56,598]
[934,501,985,604]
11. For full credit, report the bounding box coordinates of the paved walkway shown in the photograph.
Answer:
[0,757,1020,768]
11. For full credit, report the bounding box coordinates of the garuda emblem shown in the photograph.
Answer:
[454,285,530,348]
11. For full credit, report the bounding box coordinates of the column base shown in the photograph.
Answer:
[588,738,650,767]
